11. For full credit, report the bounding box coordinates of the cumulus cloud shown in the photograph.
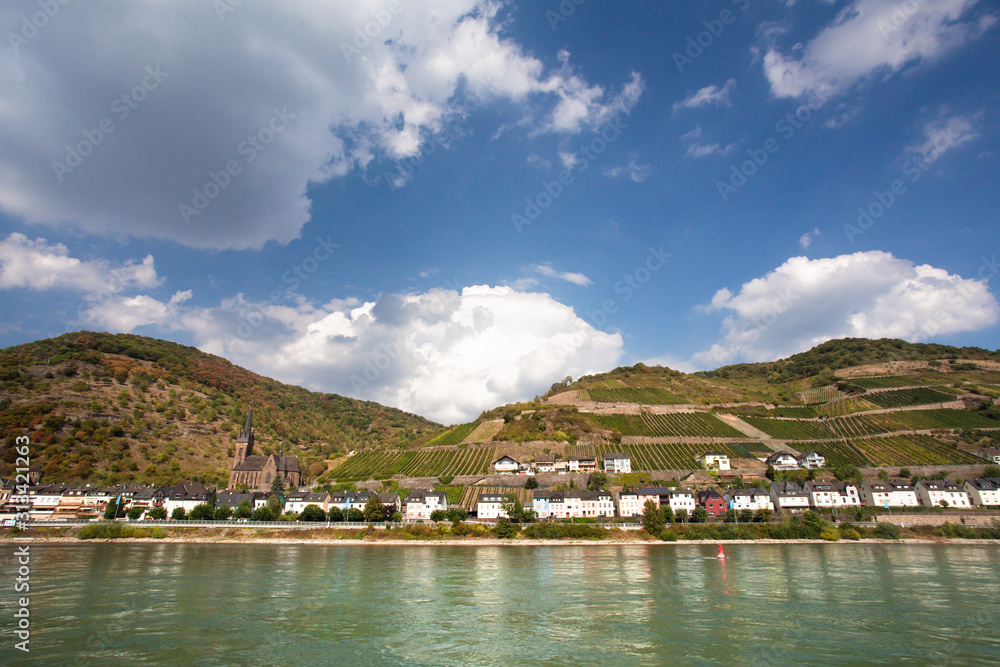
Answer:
[799,228,820,248]
[81,284,622,423]
[0,1,642,250]
[763,0,995,99]
[0,233,160,294]
[672,79,736,112]
[691,251,999,368]
[532,264,592,287]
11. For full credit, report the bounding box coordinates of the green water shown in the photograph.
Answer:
[1,543,999,665]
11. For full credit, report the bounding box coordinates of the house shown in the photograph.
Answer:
[568,456,598,473]
[531,490,613,518]
[378,493,402,514]
[580,490,615,518]
[804,481,839,508]
[634,488,673,512]
[769,481,810,512]
[667,488,697,513]
[832,482,861,507]
[915,480,971,508]
[979,447,1000,464]
[698,489,728,516]
[404,490,448,520]
[603,452,631,474]
[163,481,213,515]
[797,451,826,469]
[862,479,919,507]
[617,489,643,517]
[699,452,731,472]
[477,494,510,520]
[492,455,520,474]
[284,491,330,515]
[54,487,92,517]
[766,452,800,471]
[725,488,774,512]
[532,491,563,519]
[26,484,69,519]
[127,486,166,511]
[534,455,557,473]
[215,491,254,512]
[964,479,1000,507]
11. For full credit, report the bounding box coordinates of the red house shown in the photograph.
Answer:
[698,490,728,517]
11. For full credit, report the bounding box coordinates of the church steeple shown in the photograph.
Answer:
[233,401,254,464]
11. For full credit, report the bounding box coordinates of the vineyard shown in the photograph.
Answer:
[328,446,496,480]
[849,435,982,466]
[592,412,744,438]
[741,418,838,440]
[585,386,685,404]
[842,376,924,389]
[423,422,478,447]
[797,385,845,405]
[462,419,504,443]
[727,442,773,458]
[766,407,819,418]
[814,396,880,417]
[592,442,743,471]
[458,486,533,510]
[828,414,896,438]
[862,387,955,409]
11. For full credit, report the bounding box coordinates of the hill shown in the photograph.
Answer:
[0,332,439,487]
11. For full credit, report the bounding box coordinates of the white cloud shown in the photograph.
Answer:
[904,112,981,166]
[0,233,160,295]
[685,143,737,158]
[691,251,999,368]
[602,158,651,182]
[763,0,994,99]
[799,228,820,248]
[558,151,579,170]
[82,290,192,332]
[532,264,592,286]
[81,284,622,423]
[0,1,642,250]
[672,79,736,112]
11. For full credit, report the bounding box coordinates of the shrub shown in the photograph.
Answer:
[214,505,233,520]
[660,529,678,541]
[126,507,143,520]
[429,509,447,522]
[188,503,215,521]
[876,522,901,540]
[78,523,136,540]
[298,504,326,522]
[820,527,840,542]
[438,475,453,485]
[171,507,186,521]
[147,507,167,520]
[524,477,539,490]
[252,506,276,521]
[690,508,708,524]
[391,511,402,522]
[493,518,519,539]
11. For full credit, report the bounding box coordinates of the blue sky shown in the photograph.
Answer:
[1,0,998,422]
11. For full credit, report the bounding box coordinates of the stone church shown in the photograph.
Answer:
[228,404,302,492]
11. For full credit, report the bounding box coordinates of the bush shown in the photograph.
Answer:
[214,505,233,520]
[690,508,708,524]
[298,504,326,522]
[521,523,607,539]
[126,507,143,520]
[493,518,519,539]
[147,507,167,520]
[876,522,901,540]
[327,507,343,522]
[171,507,186,521]
[524,477,539,490]
[446,508,468,524]
[78,523,136,540]
[430,509,447,522]
[392,511,402,522]
[660,529,678,541]
[188,503,215,521]
[438,475,453,485]
[252,506,276,521]
[820,527,840,541]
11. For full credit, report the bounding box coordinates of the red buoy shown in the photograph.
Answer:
[717,544,725,559]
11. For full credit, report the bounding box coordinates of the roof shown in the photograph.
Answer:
[493,455,520,464]
[603,452,629,460]
[216,491,254,507]
[534,454,556,464]
[700,451,728,457]
[770,481,806,495]
[479,494,508,503]
[964,478,998,491]
[766,452,798,463]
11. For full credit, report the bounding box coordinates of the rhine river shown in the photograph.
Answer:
[2,542,999,665]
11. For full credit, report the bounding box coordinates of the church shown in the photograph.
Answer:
[228,403,302,492]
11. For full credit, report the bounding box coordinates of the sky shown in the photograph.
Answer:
[1,0,998,424]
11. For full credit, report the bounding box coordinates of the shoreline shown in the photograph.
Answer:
[4,535,999,546]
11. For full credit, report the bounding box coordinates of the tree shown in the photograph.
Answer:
[493,518,518,539]
[899,467,913,478]
[982,465,1000,478]
[189,503,214,521]
[126,506,143,520]
[430,509,448,522]
[765,465,776,481]
[347,508,365,522]
[234,500,253,519]
[364,495,387,522]
[739,509,754,524]
[148,507,167,520]
[252,506,275,521]
[674,509,688,524]
[642,500,664,535]
[878,469,890,482]
[327,507,343,522]
[270,476,285,500]
[299,504,326,522]
[446,508,468,524]
[587,471,608,491]
[104,497,124,519]
[391,511,402,523]
[501,495,535,523]
[724,509,736,523]
[266,491,284,514]
[691,507,708,524]
[524,477,539,490]
[214,505,233,520]
[661,505,674,525]
[755,508,772,523]
[171,507,187,521]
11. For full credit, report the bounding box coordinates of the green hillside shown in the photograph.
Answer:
[0,332,440,487]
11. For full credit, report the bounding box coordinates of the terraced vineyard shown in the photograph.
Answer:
[862,387,956,409]
[808,441,869,467]
[798,385,845,405]
[843,376,925,389]
[585,386,685,404]
[829,414,899,438]
[741,417,838,440]
[728,442,773,459]
[593,442,742,471]
[328,446,496,480]
[814,396,880,417]
[462,419,504,443]
[848,435,982,466]
[592,412,744,438]
[458,486,533,510]
[890,408,1000,431]
[423,422,478,447]
[766,407,819,418]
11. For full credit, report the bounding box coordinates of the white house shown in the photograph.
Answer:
[964,478,1000,507]
[617,490,642,517]
[667,488,697,514]
[163,482,213,516]
[580,490,615,518]
[797,451,826,469]
[863,480,919,507]
[804,481,839,508]
[725,488,773,512]
[492,455,520,474]
[699,452,731,472]
[832,482,861,507]
[769,481,810,512]
[568,456,598,473]
[534,455,557,473]
[404,490,448,520]
[477,494,510,519]
[603,452,632,474]
[915,480,971,508]
[979,447,1000,464]
[284,491,329,515]
[766,452,799,471]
